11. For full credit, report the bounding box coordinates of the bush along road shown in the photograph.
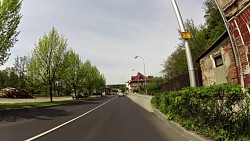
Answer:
[151,83,250,141]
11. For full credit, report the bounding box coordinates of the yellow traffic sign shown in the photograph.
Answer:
[181,32,191,39]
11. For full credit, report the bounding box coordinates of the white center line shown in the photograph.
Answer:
[25,96,117,141]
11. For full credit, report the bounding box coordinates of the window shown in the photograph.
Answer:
[214,55,223,67]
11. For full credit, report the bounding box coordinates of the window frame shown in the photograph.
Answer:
[214,54,223,67]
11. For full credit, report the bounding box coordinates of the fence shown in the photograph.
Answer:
[160,67,202,92]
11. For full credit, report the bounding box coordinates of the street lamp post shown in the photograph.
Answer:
[135,56,147,95]
[171,0,196,87]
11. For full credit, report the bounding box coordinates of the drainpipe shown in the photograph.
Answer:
[214,0,244,89]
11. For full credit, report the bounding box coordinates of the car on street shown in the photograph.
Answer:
[72,93,87,99]
[118,92,124,97]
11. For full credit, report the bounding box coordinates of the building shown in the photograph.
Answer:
[196,31,239,86]
[204,0,250,87]
[105,84,125,95]
[128,72,149,93]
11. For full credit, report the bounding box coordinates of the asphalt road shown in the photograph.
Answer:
[0,96,188,141]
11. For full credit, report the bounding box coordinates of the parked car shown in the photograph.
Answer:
[72,93,87,99]
[118,92,124,97]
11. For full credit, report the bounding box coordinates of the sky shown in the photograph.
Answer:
[0,0,206,85]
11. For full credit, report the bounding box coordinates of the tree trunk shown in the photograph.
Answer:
[74,86,77,99]
[50,83,53,102]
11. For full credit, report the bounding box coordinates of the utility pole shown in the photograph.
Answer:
[171,0,196,87]
[135,56,147,95]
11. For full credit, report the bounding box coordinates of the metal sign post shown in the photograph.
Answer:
[171,0,196,87]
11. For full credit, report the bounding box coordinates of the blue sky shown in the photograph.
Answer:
[0,0,206,84]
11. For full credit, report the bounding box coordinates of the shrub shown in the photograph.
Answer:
[151,83,250,140]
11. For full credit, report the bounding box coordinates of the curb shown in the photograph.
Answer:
[152,108,208,141]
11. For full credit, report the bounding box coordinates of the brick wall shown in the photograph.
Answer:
[222,40,239,83]
[229,7,250,87]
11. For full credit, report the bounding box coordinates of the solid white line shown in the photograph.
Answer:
[25,96,117,141]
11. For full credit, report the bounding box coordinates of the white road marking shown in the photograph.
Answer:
[25,96,117,141]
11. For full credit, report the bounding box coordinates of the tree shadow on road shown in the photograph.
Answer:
[0,97,105,123]
[0,107,72,122]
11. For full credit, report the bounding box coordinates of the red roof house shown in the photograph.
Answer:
[128,72,150,93]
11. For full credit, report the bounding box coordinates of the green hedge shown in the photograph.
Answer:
[151,83,250,140]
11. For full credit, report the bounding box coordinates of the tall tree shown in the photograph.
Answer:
[204,0,225,45]
[1,67,18,87]
[13,55,29,88]
[27,27,68,102]
[0,0,22,65]
[82,60,106,95]
[63,50,83,98]
[0,69,8,88]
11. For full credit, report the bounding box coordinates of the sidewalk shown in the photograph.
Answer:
[126,93,153,112]
[0,96,72,103]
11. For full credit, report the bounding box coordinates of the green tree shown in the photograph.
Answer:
[162,46,187,79]
[147,77,164,95]
[0,0,22,65]
[63,50,83,98]
[13,55,29,88]
[204,0,225,45]
[82,60,106,95]
[1,67,18,88]
[0,69,8,88]
[27,27,68,102]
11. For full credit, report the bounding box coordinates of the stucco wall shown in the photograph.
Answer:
[200,38,238,86]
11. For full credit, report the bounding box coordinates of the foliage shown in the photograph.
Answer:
[0,27,106,102]
[162,47,187,79]
[13,55,29,88]
[0,67,18,88]
[27,27,68,102]
[81,60,106,95]
[0,0,22,65]
[62,50,82,97]
[146,77,165,95]
[204,0,225,45]
[119,85,128,93]
[151,83,250,140]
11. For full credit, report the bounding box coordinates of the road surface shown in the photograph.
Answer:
[0,96,188,141]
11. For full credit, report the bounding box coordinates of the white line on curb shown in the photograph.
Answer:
[25,96,117,141]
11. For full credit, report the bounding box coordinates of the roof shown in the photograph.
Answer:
[129,72,149,83]
[195,31,228,63]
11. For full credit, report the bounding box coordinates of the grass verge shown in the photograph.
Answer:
[0,97,102,110]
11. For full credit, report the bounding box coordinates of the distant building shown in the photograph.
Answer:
[128,72,150,93]
[105,84,125,95]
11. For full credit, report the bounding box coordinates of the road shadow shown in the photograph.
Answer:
[0,98,106,123]
[0,107,72,122]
